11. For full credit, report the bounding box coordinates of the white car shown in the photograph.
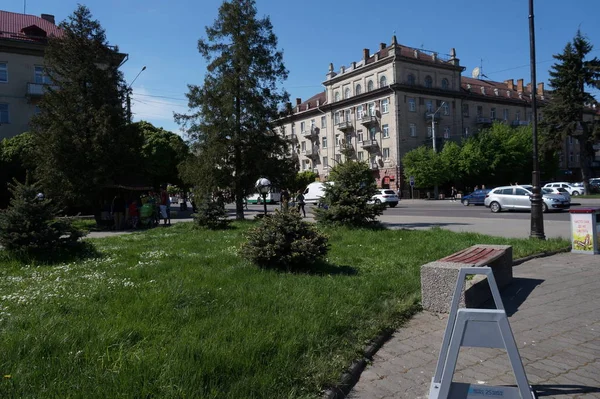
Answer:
[484,185,570,213]
[543,182,584,196]
[370,189,399,207]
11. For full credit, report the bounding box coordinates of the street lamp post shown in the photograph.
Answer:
[529,0,545,239]
[429,101,446,199]
[255,177,271,217]
[127,66,146,124]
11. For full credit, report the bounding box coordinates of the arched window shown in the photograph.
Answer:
[424,75,433,88]
[379,75,387,88]
[407,74,415,85]
[355,84,362,95]
[334,92,340,102]
[441,78,449,90]
[344,88,351,99]
[367,80,374,91]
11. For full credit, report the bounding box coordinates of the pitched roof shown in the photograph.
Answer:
[0,10,63,42]
[461,76,534,103]
[292,91,327,115]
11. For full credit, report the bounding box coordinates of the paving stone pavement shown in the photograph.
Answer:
[348,253,600,399]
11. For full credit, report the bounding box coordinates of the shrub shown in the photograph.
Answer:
[313,161,384,227]
[193,194,231,230]
[241,210,329,270]
[0,179,84,257]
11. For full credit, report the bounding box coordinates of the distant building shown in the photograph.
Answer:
[277,36,599,187]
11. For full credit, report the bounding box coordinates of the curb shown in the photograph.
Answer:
[322,248,572,399]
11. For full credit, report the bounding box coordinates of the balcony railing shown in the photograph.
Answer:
[338,121,353,131]
[360,115,378,127]
[26,82,58,97]
[511,120,530,126]
[476,117,493,124]
[361,139,378,150]
[301,127,318,138]
[304,147,319,158]
[370,162,379,170]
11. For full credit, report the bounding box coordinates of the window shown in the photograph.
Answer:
[344,109,351,121]
[301,141,306,152]
[34,105,41,115]
[322,136,328,148]
[442,102,449,115]
[444,127,450,139]
[476,106,483,117]
[369,127,376,140]
[379,75,387,88]
[382,124,389,138]
[34,65,51,84]
[300,121,306,132]
[323,157,328,168]
[408,97,416,112]
[569,136,573,145]
[292,125,296,135]
[441,78,449,90]
[334,112,340,125]
[463,127,469,137]
[344,88,351,99]
[503,109,509,121]
[0,63,7,83]
[367,80,374,91]
[462,104,469,117]
[409,123,416,137]
[424,75,433,88]
[355,84,362,95]
[499,188,513,195]
[334,92,340,102]
[310,119,315,128]
[321,116,327,128]
[383,148,390,160]
[346,134,352,145]
[335,134,340,147]
[427,126,432,137]
[357,151,364,161]
[515,188,528,196]
[356,105,364,119]
[368,102,376,116]
[0,103,8,123]
[515,111,521,121]
[381,98,389,113]
[357,131,364,142]
[304,160,310,170]
[425,100,433,113]
[490,108,496,119]
[407,74,415,85]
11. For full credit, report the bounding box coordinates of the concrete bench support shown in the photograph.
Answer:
[420,245,513,313]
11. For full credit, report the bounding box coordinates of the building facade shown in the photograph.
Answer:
[278,36,599,189]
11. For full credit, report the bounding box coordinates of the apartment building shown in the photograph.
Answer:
[278,36,598,189]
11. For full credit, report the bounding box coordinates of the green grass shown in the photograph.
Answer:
[577,194,600,199]
[0,222,568,398]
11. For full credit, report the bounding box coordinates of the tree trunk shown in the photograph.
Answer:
[579,126,591,195]
[234,71,244,220]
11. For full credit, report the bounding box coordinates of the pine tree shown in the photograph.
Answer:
[31,5,136,211]
[175,0,295,220]
[541,30,600,192]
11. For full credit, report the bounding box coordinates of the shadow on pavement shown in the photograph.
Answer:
[381,222,469,229]
[480,277,544,316]
[532,384,600,397]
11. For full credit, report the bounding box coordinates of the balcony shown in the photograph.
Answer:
[511,120,530,126]
[424,111,442,121]
[341,142,354,153]
[313,168,320,174]
[476,117,493,125]
[361,139,379,150]
[304,147,319,158]
[338,121,353,132]
[360,115,378,127]
[369,162,379,170]
[301,127,318,139]
[26,82,58,97]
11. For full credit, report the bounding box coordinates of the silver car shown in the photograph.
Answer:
[484,185,570,213]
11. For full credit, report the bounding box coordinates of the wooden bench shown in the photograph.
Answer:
[420,244,513,313]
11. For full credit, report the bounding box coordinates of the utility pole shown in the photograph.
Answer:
[529,0,545,239]
[127,66,146,124]
[430,101,446,199]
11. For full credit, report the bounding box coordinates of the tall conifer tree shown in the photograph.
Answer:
[176,0,295,219]
[541,30,600,192]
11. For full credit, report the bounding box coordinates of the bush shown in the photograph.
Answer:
[193,194,231,230]
[0,179,84,257]
[313,161,384,227]
[241,210,329,271]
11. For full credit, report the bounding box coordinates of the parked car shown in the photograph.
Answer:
[461,189,492,206]
[484,185,570,213]
[369,189,399,207]
[303,182,333,205]
[543,182,584,196]
[542,187,571,203]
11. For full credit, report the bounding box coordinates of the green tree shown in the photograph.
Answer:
[289,170,318,193]
[402,146,445,189]
[31,5,134,211]
[313,161,383,227]
[540,30,600,193]
[0,132,35,208]
[175,0,294,219]
[439,141,462,184]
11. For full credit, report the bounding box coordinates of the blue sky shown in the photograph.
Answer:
[6,0,600,134]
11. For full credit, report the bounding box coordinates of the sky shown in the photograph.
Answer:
[5,0,600,135]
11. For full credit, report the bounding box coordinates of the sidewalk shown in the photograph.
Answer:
[348,252,600,399]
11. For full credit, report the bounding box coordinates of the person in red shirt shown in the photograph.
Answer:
[160,186,169,225]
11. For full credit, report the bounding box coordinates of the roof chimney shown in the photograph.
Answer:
[537,82,544,96]
[363,48,369,61]
[41,14,55,24]
[517,79,524,92]
[380,42,386,50]
[526,83,532,93]
[505,79,514,90]
[296,98,302,106]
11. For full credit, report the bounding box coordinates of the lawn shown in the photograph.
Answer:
[0,222,569,398]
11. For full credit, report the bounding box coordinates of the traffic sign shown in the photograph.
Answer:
[409,176,415,186]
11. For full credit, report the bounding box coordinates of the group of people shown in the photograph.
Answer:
[279,188,306,217]
[109,186,172,230]
[449,184,487,202]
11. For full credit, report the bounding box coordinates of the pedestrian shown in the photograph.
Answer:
[159,186,169,225]
[482,184,486,190]
[295,190,306,217]
[280,188,290,211]
[450,186,457,202]
[111,192,126,230]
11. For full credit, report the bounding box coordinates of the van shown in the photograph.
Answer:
[303,182,333,205]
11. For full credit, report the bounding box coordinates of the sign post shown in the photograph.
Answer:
[409,176,415,200]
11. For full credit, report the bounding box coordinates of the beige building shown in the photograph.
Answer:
[0,11,64,140]
[278,36,599,189]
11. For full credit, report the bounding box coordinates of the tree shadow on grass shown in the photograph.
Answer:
[0,240,103,266]
[291,259,358,276]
